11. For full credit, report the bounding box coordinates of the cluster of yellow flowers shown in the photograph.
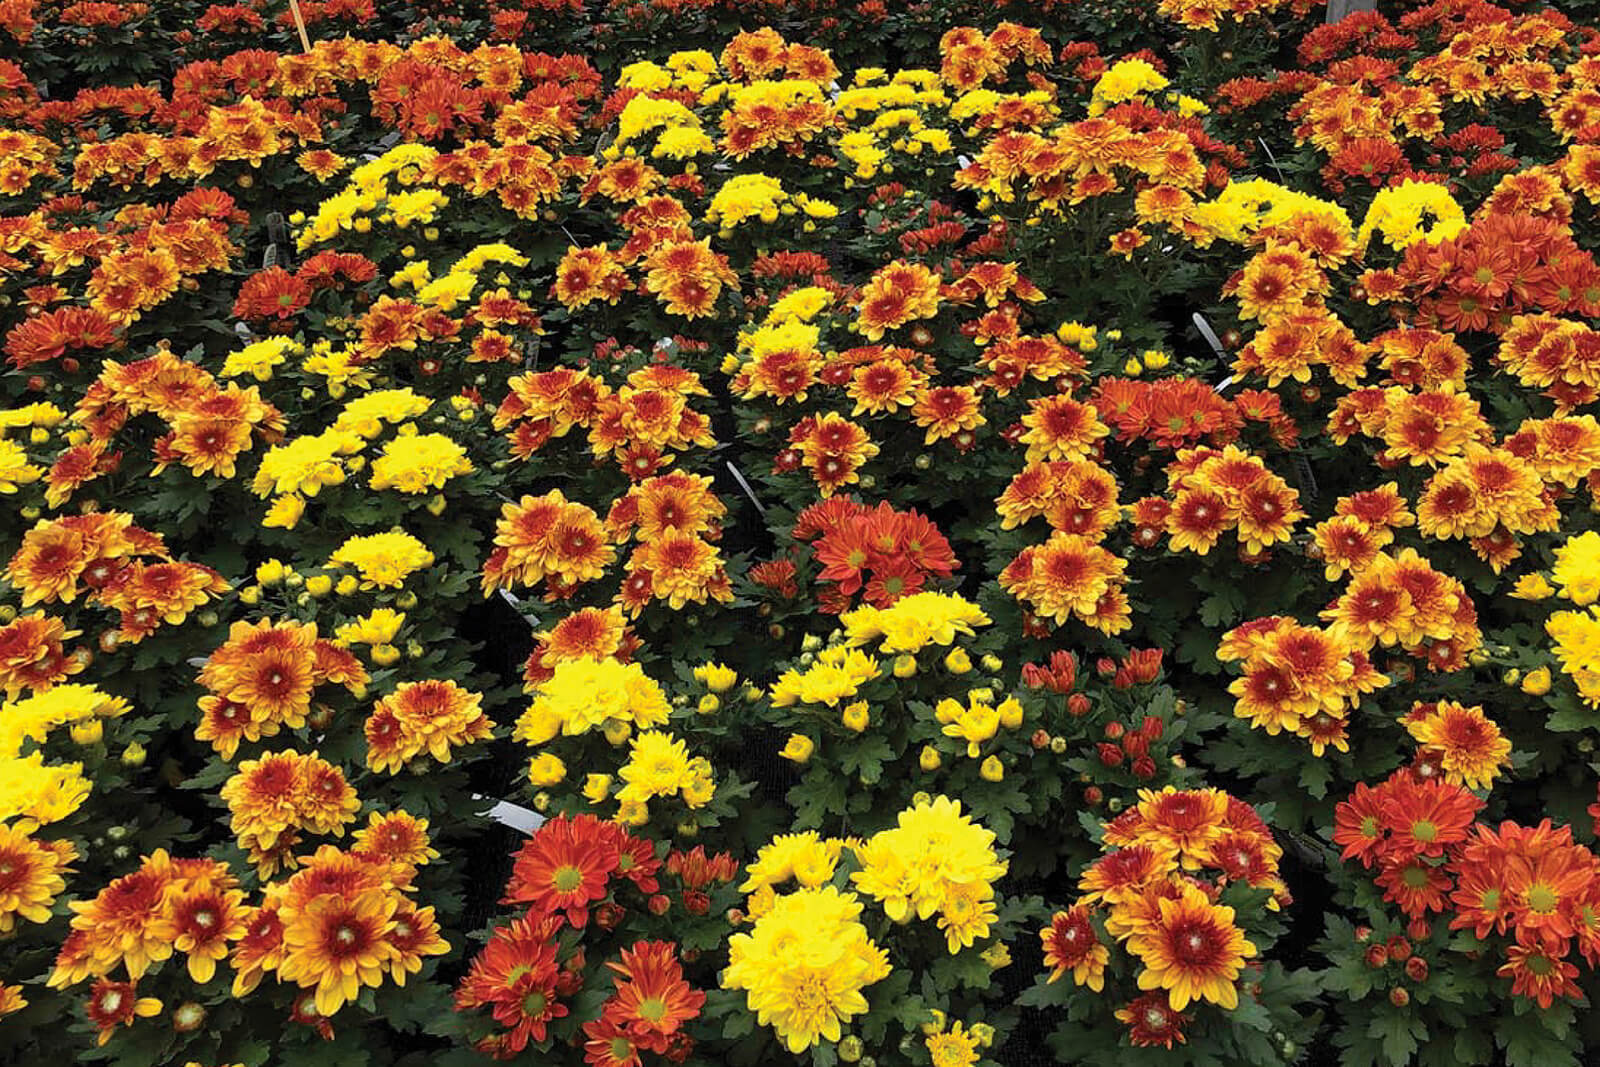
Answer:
[1540,531,1600,705]
[851,795,1008,952]
[612,729,717,821]
[514,657,671,743]
[840,591,991,654]
[296,144,447,250]
[1356,179,1468,251]
[705,173,838,232]
[769,645,881,708]
[0,684,127,827]
[934,687,1026,774]
[724,881,890,1052]
[254,387,471,528]
[327,529,436,590]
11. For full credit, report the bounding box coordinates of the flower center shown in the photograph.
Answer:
[1527,884,1559,913]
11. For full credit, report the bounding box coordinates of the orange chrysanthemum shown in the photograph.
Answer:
[1126,882,1256,1011]
[277,888,401,1016]
[0,824,74,932]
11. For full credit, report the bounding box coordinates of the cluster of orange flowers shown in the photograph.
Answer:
[994,451,1129,635]
[937,23,1051,92]
[220,750,361,877]
[777,412,881,497]
[0,188,241,345]
[52,817,446,1041]
[521,604,640,688]
[1496,313,1600,412]
[1157,0,1307,33]
[7,511,228,648]
[1216,616,1387,756]
[0,822,74,933]
[483,489,615,598]
[67,345,287,497]
[610,472,733,614]
[853,261,943,342]
[1039,788,1285,1049]
[481,487,733,615]
[366,679,493,774]
[0,610,84,697]
[194,617,368,759]
[1134,444,1305,560]
[493,364,716,480]
[952,115,1209,220]
[1000,530,1131,636]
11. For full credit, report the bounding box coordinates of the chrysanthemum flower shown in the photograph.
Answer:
[0,824,74,932]
[1041,905,1108,990]
[503,815,623,927]
[1403,701,1510,790]
[277,889,401,1016]
[1114,992,1190,1048]
[367,679,492,771]
[1126,882,1256,1011]
[601,940,705,1050]
[84,977,161,1046]
[722,885,890,1053]
[1498,934,1582,1009]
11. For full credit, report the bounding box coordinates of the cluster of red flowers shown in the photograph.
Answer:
[231,252,377,325]
[1337,771,1600,1009]
[1365,196,1600,341]
[457,816,734,1059]
[791,498,958,612]
[1092,379,1297,451]
[1092,712,1168,781]
[501,815,663,928]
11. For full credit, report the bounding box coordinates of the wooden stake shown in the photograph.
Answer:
[286,0,312,53]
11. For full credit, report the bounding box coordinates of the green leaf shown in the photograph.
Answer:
[1198,584,1246,628]
[1453,1028,1495,1066]
[790,772,849,830]
[1299,759,1332,800]
[840,735,894,785]
[1367,1003,1427,1065]
[1498,1011,1581,1067]
[1228,991,1274,1032]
